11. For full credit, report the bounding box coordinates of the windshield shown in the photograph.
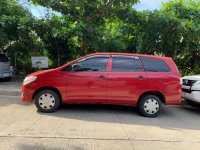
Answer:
[0,54,9,62]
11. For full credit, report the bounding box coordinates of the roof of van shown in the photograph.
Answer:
[86,52,171,59]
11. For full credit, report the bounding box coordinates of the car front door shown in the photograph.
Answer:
[107,55,147,105]
[65,55,109,103]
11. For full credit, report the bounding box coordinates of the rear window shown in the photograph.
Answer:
[140,56,170,72]
[0,54,9,62]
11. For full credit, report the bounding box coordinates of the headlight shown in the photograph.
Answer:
[194,81,200,85]
[23,76,37,85]
[180,78,183,84]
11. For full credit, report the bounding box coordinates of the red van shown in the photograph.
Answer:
[21,53,181,117]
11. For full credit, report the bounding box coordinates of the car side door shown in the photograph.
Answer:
[64,55,109,103]
[107,55,147,105]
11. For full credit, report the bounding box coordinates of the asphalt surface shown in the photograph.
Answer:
[0,81,200,150]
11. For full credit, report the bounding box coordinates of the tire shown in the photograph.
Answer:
[35,89,61,113]
[186,100,200,108]
[138,94,162,117]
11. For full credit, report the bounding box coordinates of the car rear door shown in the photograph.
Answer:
[107,55,147,105]
[65,55,109,103]
[139,56,181,104]
[139,56,171,88]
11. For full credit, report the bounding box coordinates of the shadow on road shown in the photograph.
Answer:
[36,103,200,131]
[0,92,200,131]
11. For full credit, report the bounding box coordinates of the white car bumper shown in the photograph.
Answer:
[0,71,13,79]
[182,91,200,103]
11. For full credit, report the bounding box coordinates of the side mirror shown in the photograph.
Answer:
[72,63,82,71]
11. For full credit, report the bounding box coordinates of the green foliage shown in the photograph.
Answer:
[0,0,51,74]
[118,0,200,75]
[28,0,139,66]
[1,0,200,75]
[160,0,200,75]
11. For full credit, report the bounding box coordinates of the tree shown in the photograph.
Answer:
[1,0,200,75]
[121,0,200,75]
[28,0,139,64]
[161,0,200,75]
[0,0,49,74]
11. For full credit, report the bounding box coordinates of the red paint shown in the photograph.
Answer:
[21,52,181,105]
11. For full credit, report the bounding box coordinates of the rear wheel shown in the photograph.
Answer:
[35,89,61,113]
[138,94,162,117]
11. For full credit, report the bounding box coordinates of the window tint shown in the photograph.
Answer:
[79,57,108,71]
[61,56,108,72]
[61,65,72,71]
[0,54,9,62]
[140,56,170,72]
[112,56,143,72]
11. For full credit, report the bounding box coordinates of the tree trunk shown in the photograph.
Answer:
[55,40,60,67]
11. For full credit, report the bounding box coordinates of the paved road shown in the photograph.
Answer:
[0,82,200,150]
[0,80,21,96]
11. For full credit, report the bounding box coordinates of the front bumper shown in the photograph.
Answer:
[182,91,200,103]
[21,84,34,102]
[0,71,13,78]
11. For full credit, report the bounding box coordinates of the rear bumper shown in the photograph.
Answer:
[165,97,181,105]
[165,90,182,105]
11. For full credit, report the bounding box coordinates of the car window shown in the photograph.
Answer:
[140,56,170,72]
[0,54,9,62]
[61,64,72,71]
[111,56,143,72]
[79,57,108,71]
[61,56,109,72]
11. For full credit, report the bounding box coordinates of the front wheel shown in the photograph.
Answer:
[138,94,162,117]
[35,89,61,113]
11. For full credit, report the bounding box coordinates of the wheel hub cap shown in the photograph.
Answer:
[39,93,55,109]
[144,99,159,114]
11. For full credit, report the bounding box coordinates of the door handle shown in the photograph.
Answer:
[138,76,145,79]
[97,75,106,79]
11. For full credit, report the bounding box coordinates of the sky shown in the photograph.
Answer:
[19,0,170,18]
[133,0,169,11]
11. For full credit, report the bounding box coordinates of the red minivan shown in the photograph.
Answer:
[21,53,181,117]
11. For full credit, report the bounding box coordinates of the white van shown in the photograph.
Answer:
[182,75,200,107]
[0,53,13,81]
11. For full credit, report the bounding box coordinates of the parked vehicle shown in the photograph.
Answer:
[0,53,13,81]
[21,52,181,117]
[182,75,200,107]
